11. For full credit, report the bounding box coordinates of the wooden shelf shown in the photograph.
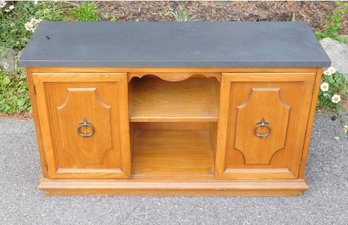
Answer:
[132,129,214,177]
[129,77,219,122]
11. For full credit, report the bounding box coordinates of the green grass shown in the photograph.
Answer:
[170,6,196,22]
[0,1,68,50]
[72,2,100,21]
[0,69,31,114]
[316,1,348,43]
[0,1,72,114]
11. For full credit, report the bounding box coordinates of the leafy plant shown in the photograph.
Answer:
[171,6,196,22]
[317,67,348,114]
[316,1,348,43]
[0,1,68,50]
[0,69,31,114]
[72,2,100,21]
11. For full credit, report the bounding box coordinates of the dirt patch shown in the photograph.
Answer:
[98,1,347,33]
[0,112,32,120]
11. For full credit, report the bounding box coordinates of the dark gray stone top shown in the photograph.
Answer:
[19,21,330,68]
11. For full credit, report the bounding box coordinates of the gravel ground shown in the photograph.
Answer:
[0,113,347,225]
[98,1,348,33]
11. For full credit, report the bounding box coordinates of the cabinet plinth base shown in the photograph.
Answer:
[38,178,308,196]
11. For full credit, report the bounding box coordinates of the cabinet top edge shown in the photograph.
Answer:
[26,67,321,74]
[19,22,330,68]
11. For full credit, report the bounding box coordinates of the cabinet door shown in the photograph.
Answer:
[216,73,315,179]
[33,73,130,179]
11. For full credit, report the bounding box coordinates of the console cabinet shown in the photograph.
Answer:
[25,67,323,196]
[19,22,330,196]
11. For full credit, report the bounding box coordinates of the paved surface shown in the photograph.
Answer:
[320,37,348,77]
[0,113,347,225]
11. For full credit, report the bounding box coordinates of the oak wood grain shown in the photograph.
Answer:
[298,68,323,178]
[32,72,131,179]
[132,129,214,176]
[128,72,221,82]
[38,177,308,196]
[26,68,49,177]
[215,72,316,179]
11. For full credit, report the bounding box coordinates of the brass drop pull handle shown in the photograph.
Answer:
[254,117,271,138]
[77,118,95,138]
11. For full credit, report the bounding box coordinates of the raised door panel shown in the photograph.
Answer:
[235,88,291,165]
[33,73,130,179]
[216,73,315,179]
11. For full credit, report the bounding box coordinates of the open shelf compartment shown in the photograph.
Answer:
[131,122,217,178]
[129,76,220,122]
[129,76,219,178]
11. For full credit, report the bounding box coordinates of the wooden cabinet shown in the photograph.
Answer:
[25,68,322,196]
[32,73,131,179]
[19,22,330,195]
[216,73,316,179]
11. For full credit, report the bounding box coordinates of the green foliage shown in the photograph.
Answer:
[316,1,348,43]
[72,3,100,21]
[317,70,348,113]
[0,1,104,115]
[171,6,196,22]
[0,1,67,50]
[0,69,31,114]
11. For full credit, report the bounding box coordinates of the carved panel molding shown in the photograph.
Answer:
[57,88,113,168]
[234,88,291,165]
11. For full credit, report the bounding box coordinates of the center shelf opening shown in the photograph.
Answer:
[131,123,217,178]
[129,76,220,122]
[129,75,219,178]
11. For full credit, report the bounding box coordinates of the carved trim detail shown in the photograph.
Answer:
[128,72,221,82]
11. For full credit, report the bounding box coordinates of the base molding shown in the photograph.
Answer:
[38,178,308,196]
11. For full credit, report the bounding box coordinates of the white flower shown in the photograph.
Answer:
[4,4,14,12]
[334,136,339,141]
[2,61,9,70]
[0,0,6,9]
[323,67,336,76]
[24,22,33,32]
[320,82,329,92]
[327,67,336,75]
[323,70,331,76]
[331,94,341,103]
[344,125,348,133]
[24,18,42,32]
[33,0,38,5]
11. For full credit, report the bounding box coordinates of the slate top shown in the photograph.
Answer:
[19,21,330,68]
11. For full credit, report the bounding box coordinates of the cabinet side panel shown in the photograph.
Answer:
[26,68,49,177]
[298,68,323,178]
